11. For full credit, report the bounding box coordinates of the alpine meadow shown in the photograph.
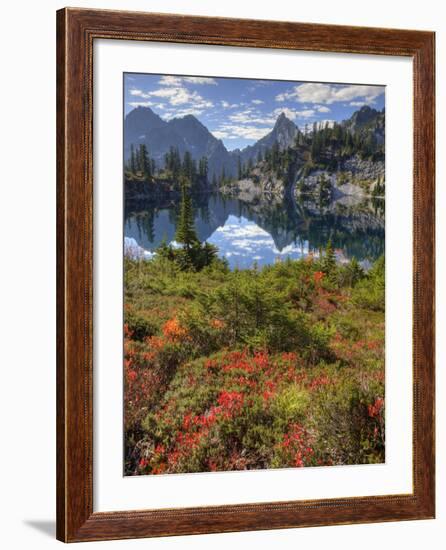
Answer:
[123,74,385,476]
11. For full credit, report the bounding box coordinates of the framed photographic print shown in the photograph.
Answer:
[56,8,435,542]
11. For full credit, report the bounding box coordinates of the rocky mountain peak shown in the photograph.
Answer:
[347,105,381,128]
[270,112,298,148]
[126,106,166,128]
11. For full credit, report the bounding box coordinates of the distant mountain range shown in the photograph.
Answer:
[124,105,384,180]
[124,107,236,179]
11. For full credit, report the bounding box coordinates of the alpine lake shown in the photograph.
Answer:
[124,190,385,270]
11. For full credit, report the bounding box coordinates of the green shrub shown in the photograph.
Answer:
[310,376,384,465]
[352,256,384,311]
[125,313,157,341]
[270,385,311,430]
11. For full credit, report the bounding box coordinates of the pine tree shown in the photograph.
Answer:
[198,156,208,180]
[321,239,337,277]
[347,257,364,285]
[311,124,322,162]
[171,147,181,179]
[138,144,151,179]
[130,144,136,174]
[175,177,199,251]
[247,157,253,173]
[271,141,280,172]
[182,151,195,182]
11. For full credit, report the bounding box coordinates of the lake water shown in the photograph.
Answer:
[124,191,385,270]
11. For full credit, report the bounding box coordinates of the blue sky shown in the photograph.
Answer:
[124,73,385,150]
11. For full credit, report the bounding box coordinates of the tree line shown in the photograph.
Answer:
[125,144,209,188]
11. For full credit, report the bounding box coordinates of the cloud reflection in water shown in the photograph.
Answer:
[207,215,309,269]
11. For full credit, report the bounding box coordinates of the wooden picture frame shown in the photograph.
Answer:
[56,7,435,542]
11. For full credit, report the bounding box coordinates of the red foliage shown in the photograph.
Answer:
[368,397,384,418]
[277,423,315,467]
[217,391,244,416]
[162,317,187,342]
[307,375,331,391]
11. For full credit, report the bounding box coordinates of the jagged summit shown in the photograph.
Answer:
[237,112,298,165]
[125,106,235,178]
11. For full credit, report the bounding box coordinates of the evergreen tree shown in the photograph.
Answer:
[138,144,151,179]
[271,141,280,172]
[264,149,272,168]
[247,157,253,173]
[175,177,199,250]
[321,239,337,278]
[198,156,209,180]
[156,238,175,262]
[311,124,322,162]
[346,257,364,285]
[130,144,136,173]
[201,242,218,267]
[165,146,181,179]
[182,151,196,182]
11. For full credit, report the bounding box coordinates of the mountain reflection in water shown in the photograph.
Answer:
[124,192,385,270]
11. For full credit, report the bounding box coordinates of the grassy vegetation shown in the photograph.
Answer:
[124,250,385,475]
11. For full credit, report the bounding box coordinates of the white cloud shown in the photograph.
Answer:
[317,105,331,113]
[211,123,273,141]
[276,83,383,105]
[212,130,232,139]
[124,237,154,260]
[129,89,150,98]
[159,75,217,86]
[252,99,264,105]
[137,86,214,110]
[163,107,206,119]
[184,76,217,85]
[221,100,239,109]
[158,75,182,86]
[229,110,276,125]
[148,87,180,99]
[272,107,315,120]
[215,104,322,141]
[128,101,155,108]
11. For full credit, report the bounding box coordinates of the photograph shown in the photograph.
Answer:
[0,0,439,546]
[123,73,386,476]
